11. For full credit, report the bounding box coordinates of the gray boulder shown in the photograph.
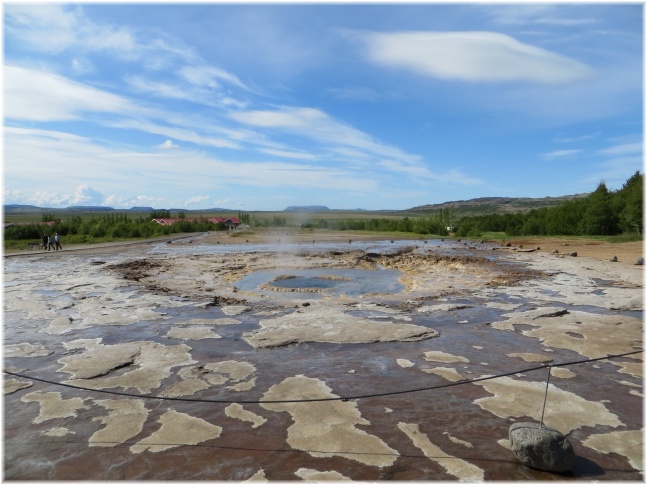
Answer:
[635,257,644,266]
[509,422,575,472]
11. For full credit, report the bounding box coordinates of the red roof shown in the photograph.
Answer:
[207,217,240,225]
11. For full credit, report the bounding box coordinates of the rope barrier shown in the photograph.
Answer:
[4,349,642,405]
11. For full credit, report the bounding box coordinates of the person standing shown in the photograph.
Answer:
[54,233,62,251]
[42,233,48,251]
[48,234,55,251]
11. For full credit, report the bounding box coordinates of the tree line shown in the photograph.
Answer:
[454,171,643,237]
[300,209,455,236]
[5,212,231,243]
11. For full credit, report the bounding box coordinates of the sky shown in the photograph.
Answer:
[3,2,644,211]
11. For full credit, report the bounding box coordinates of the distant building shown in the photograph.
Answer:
[152,218,181,226]
[152,217,241,230]
[207,217,241,230]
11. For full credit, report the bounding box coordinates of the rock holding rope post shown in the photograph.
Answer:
[509,422,575,472]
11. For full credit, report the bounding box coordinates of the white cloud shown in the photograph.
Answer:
[108,119,239,150]
[540,149,582,160]
[125,75,199,101]
[124,74,249,108]
[597,142,642,157]
[553,131,601,143]
[230,106,424,167]
[358,30,593,84]
[4,126,381,207]
[156,139,179,150]
[4,185,106,208]
[67,185,106,205]
[103,194,166,208]
[71,57,95,75]
[5,65,136,122]
[580,156,644,190]
[5,5,137,58]
[479,5,599,27]
[185,195,210,206]
[5,66,251,154]
[179,65,248,91]
[261,148,320,160]
[4,4,194,65]
[378,161,484,185]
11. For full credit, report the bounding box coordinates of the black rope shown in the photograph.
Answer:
[4,349,642,405]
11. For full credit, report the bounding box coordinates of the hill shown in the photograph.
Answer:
[406,194,590,217]
[284,205,331,212]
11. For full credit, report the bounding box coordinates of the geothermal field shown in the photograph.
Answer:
[3,230,643,480]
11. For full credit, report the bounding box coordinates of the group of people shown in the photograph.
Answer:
[42,233,62,251]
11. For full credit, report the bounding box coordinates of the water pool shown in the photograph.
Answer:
[236,267,404,298]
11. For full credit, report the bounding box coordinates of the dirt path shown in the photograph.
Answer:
[500,237,644,267]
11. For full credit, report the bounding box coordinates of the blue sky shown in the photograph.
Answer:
[3,3,643,210]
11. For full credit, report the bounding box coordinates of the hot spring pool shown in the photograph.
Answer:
[235,268,404,298]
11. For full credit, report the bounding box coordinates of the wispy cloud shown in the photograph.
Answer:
[580,156,644,189]
[230,106,424,167]
[553,131,601,143]
[479,5,599,27]
[5,65,137,122]
[5,4,195,65]
[356,30,593,84]
[261,148,320,161]
[597,142,642,157]
[4,126,383,207]
[179,65,248,91]
[540,149,582,160]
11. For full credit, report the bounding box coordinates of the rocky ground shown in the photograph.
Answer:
[3,230,644,480]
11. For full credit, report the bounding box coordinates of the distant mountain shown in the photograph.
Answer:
[284,205,331,212]
[129,206,155,211]
[66,206,114,211]
[406,194,590,217]
[4,204,42,211]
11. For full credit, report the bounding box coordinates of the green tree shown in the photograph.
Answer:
[579,182,619,235]
[615,171,643,234]
[150,210,171,219]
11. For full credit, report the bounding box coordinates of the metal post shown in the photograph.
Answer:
[539,365,552,428]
